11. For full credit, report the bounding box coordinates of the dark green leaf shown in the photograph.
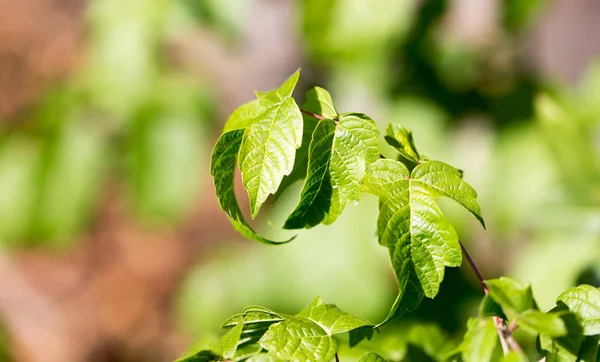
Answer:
[275,87,333,199]
[358,352,388,362]
[176,350,223,362]
[297,296,372,335]
[349,325,375,347]
[485,277,535,314]
[259,316,337,362]
[479,295,508,320]
[210,130,294,244]
[362,158,484,309]
[519,310,567,337]
[285,113,380,228]
[238,70,303,217]
[557,285,600,336]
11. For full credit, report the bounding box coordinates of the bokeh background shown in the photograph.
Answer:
[0,0,599,361]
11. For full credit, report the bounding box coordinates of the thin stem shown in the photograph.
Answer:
[300,109,325,120]
[335,352,340,362]
[459,240,487,294]
[459,240,521,356]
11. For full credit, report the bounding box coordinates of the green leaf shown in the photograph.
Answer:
[384,123,420,165]
[485,277,535,314]
[303,86,338,119]
[557,285,600,336]
[358,352,388,362]
[223,99,265,132]
[221,307,284,349]
[378,273,424,326]
[362,158,484,305]
[210,130,294,245]
[176,350,223,362]
[349,325,375,347]
[519,310,567,337]
[479,295,508,320]
[284,113,380,228]
[233,344,262,360]
[275,87,337,200]
[246,354,285,362]
[238,70,303,217]
[297,296,372,335]
[538,312,585,361]
[211,322,244,359]
[461,318,500,362]
[259,316,337,362]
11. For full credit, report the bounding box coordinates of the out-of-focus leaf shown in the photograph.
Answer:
[479,295,508,320]
[349,325,374,347]
[210,130,293,244]
[486,277,535,314]
[557,285,600,336]
[34,121,106,243]
[0,137,40,245]
[284,113,379,228]
[259,316,337,362]
[239,70,303,217]
[460,318,500,362]
[130,115,205,223]
[362,158,484,323]
[519,310,567,337]
[176,350,222,362]
[297,296,372,335]
[358,352,388,362]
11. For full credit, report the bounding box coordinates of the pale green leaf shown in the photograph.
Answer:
[461,318,500,362]
[362,158,485,302]
[297,296,372,335]
[210,130,294,245]
[238,70,303,217]
[384,123,420,165]
[210,323,244,359]
[358,352,388,362]
[221,307,284,348]
[519,310,567,337]
[285,113,380,228]
[259,317,337,362]
[557,284,600,336]
[486,277,535,313]
[303,86,337,119]
[233,344,262,360]
[501,351,529,362]
[223,99,265,132]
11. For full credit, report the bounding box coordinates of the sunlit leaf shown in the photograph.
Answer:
[362,158,484,322]
[358,352,388,362]
[519,310,567,337]
[460,318,500,362]
[238,71,303,217]
[557,284,600,336]
[297,296,372,335]
[210,130,293,244]
[259,316,337,362]
[285,113,380,228]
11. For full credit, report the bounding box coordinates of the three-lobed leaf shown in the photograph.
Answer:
[362,158,484,322]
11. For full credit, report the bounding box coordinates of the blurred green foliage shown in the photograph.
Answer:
[0,0,598,359]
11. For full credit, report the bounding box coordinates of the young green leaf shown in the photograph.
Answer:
[210,130,294,244]
[384,123,421,166]
[358,352,388,362]
[519,310,567,337]
[362,158,484,303]
[223,99,266,133]
[284,113,380,228]
[556,284,600,336]
[259,316,337,362]
[238,70,303,217]
[176,350,223,362]
[210,323,244,359]
[485,277,536,314]
[479,295,508,320]
[275,87,335,199]
[297,296,373,335]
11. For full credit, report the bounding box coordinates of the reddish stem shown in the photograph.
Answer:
[300,109,325,120]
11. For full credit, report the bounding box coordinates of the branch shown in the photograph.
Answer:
[459,240,521,355]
